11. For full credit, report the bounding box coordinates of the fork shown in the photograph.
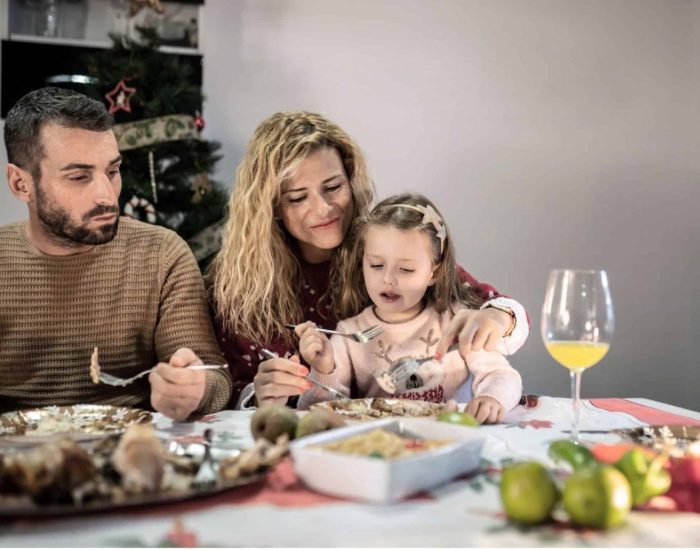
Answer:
[284,323,384,343]
[260,349,350,400]
[97,364,228,387]
[192,428,219,490]
[374,343,460,394]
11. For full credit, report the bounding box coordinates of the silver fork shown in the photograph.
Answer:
[284,323,383,343]
[192,428,219,490]
[97,364,228,387]
[374,343,460,394]
[260,349,350,400]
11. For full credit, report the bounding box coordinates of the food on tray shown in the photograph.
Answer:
[90,347,100,384]
[316,428,452,459]
[295,410,346,439]
[615,425,700,458]
[311,398,447,421]
[0,423,289,513]
[26,415,82,437]
[219,435,288,481]
[0,405,152,441]
[0,438,95,503]
[112,424,165,493]
[250,404,298,443]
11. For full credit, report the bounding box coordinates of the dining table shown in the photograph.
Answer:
[1,396,699,548]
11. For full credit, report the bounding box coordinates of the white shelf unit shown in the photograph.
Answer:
[1,0,203,54]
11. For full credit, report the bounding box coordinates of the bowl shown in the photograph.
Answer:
[290,417,484,504]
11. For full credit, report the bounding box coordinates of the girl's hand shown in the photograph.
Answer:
[253,355,312,405]
[295,321,335,374]
[466,396,505,424]
[436,307,513,357]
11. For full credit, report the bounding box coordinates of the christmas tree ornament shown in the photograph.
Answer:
[123,196,157,224]
[148,150,158,204]
[194,111,205,132]
[105,80,137,114]
[190,173,213,204]
[128,0,164,17]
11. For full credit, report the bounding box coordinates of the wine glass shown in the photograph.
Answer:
[541,269,614,441]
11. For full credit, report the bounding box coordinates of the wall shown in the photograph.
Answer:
[201,0,699,409]
[1,1,697,409]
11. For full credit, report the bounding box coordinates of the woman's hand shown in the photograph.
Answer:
[295,321,335,374]
[253,355,313,406]
[436,307,513,358]
[466,396,505,424]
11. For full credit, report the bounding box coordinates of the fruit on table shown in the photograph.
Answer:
[436,411,480,427]
[563,464,632,529]
[614,449,671,506]
[295,409,346,438]
[549,439,596,470]
[250,404,298,443]
[500,461,559,525]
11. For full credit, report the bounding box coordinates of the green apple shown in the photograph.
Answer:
[563,464,632,529]
[500,461,559,525]
[436,411,480,427]
[549,439,597,471]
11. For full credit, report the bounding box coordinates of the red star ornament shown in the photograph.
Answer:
[105,80,137,114]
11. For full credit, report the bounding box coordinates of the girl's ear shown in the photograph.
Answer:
[429,263,440,286]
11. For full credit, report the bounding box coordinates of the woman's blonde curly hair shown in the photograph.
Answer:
[208,112,374,344]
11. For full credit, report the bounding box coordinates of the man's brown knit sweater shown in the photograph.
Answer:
[0,218,231,414]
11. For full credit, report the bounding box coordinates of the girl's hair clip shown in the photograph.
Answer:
[391,203,446,254]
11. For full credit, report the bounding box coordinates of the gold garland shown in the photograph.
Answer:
[113,115,201,151]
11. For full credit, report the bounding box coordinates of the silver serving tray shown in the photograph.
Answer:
[0,405,152,446]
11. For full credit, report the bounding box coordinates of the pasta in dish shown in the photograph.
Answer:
[316,429,453,459]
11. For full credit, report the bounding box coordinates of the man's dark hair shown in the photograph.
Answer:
[4,87,113,181]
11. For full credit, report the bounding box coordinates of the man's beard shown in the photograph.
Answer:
[36,187,119,247]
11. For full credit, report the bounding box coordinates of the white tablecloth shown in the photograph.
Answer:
[1,397,699,548]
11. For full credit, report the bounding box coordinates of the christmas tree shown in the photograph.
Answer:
[83,26,226,269]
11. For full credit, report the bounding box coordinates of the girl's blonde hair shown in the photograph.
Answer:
[209,112,373,343]
[334,192,485,318]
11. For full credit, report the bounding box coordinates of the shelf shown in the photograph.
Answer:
[7,33,202,56]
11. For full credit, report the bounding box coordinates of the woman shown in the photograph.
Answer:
[208,112,528,408]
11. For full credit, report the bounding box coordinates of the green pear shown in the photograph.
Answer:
[295,409,346,439]
[250,404,298,443]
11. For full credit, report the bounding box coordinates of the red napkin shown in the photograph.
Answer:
[589,398,700,426]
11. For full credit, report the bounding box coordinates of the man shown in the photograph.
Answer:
[0,87,231,420]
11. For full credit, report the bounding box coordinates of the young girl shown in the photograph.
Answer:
[295,193,522,424]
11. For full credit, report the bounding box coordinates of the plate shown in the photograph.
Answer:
[0,433,284,518]
[0,450,264,518]
[614,425,700,458]
[310,398,446,421]
[290,418,484,504]
[0,405,152,446]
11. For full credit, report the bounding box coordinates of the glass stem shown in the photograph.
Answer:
[570,370,582,442]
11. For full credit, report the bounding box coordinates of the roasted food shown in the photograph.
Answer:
[0,439,95,503]
[89,347,100,384]
[311,398,447,421]
[111,424,165,493]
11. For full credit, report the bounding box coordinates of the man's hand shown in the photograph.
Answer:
[149,347,207,421]
[466,396,505,424]
[436,307,513,357]
[253,354,312,406]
